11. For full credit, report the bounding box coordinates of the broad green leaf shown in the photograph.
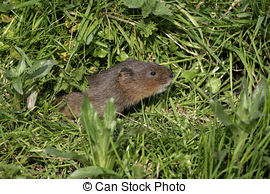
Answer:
[213,149,227,161]
[16,58,26,76]
[80,96,119,169]
[0,14,11,22]
[72,65,85,81]
[210,100,232,126]
[206,77,221,94]
[0,3,14,13]
[28,60,57,79]
[10,48,21,59]
[93,48,108,58]
[142,0,156,18]
[86,23,99,45]
[15,0,41,9]
[252,79,267,110]
[103,98,116,133]
[14,46,32,66]
[122,0,145,8]
[245,111,264,123]
[116,51,129,62]
[137,20,156,37]
[104,27,114,40]
[81,95,100,143]
[70,166,119,178]
[58,80,69,92]
[153,1,172,16]
[0,164,21,177]
[44,147,89,165]
[0,41,10,51]
[132,165,145,179]
[3,58,26,80]
[236,78,250,121]
[181,68,199,81]
[13,78,23,95]
[4,69,18,80]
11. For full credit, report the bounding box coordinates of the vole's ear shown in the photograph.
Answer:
[118,67,134,85]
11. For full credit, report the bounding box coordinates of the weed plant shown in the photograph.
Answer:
[0,0,269,178]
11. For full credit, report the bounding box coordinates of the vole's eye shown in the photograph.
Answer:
[150,71,156,76]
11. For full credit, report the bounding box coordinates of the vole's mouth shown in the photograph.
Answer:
[155,78,173,94]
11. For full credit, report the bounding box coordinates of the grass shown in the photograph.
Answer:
[0,0,269,178]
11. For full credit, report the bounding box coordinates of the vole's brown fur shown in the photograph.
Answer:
[60,59,173,118]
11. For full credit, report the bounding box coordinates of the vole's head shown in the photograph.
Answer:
[118,59,173,101]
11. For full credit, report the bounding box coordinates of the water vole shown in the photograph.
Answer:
[60,59,173,118]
